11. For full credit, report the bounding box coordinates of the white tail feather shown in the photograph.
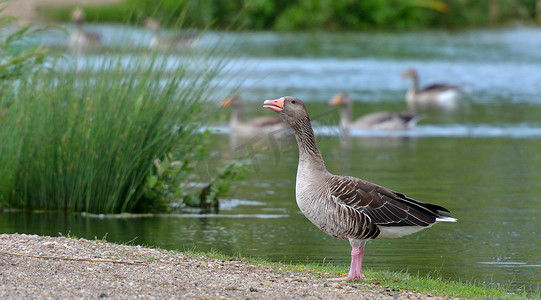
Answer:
[437,216,457,222]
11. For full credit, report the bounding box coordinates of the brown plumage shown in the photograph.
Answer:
[329,92,420,130]
[68,7,102,55]
[144,18,199,50]
[263,96,456,280]
[221,94,285,136]
[401,68,463,110]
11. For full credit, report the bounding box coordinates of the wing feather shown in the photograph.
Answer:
[329,175,451,230]
[248,116,283,127]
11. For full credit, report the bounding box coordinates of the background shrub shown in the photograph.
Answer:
[37,0,541,31]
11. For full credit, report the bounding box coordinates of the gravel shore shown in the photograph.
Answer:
[0,233,454,299]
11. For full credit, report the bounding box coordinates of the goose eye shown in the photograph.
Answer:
[291,100,296,104]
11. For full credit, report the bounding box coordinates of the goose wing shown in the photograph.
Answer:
[397,112,420,123]
[329,175,451,228]
[248,116,283,127]
[352,112,420,130]
[422,83,461,92]
[353,112,394,126]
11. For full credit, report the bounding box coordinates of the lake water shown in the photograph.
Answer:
[2,24,541,292]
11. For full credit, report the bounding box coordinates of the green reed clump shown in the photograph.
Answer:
[0,16,52,208]
[0,49,225,213]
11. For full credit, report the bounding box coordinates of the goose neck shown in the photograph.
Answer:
[340,101,353,129]
[410,74,420,94]
[230,105,243,127]
[290,116,327,172]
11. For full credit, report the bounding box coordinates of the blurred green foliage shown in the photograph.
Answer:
[0,15,52,82]
[38,0,541,30]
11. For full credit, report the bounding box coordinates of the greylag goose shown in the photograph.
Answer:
[68,8,102,55]
[221,94,285,136]
[401,68,463,110]
[144,18,198,50]
[329,92,420,130]
[263,96,456,280]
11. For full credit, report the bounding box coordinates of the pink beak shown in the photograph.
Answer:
[263,98,285,112]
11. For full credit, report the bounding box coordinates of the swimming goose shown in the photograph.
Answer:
[401,68,463,110]
[220,94,285,136]
[68,8,102,55]
[144,18,198,50]
[263,96,456,280]
[329,92,420,130]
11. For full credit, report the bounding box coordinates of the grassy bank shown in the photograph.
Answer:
[11,232,529,299]
[55,231,537,299]
[185,248,537,299]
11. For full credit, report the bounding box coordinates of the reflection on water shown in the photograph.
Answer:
[2,26,541,292]
[214,124,541,138]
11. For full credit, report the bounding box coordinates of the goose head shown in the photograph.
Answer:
[71,7,85,25]
[263,96,308,126]
[328,92,351,107]
[400,68,418,79]
[219,94,242,108]
[143,18,161,33]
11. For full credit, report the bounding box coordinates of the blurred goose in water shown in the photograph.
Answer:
[68,7,102,54]
[220,94,285,136]
[144,18,199,50]
[263,96,456,280]
[401,68,463,110]
[329,92,420,131]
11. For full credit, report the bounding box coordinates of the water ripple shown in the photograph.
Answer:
[163,213,288,219]
[208,124,541,139]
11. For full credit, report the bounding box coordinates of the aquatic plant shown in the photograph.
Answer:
[0,27,233,213]
[0,14,53,208]
[0,15,51,81]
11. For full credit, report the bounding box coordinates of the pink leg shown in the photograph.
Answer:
[329,246,364,281]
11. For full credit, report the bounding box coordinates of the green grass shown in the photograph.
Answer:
[359,269,531,299]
